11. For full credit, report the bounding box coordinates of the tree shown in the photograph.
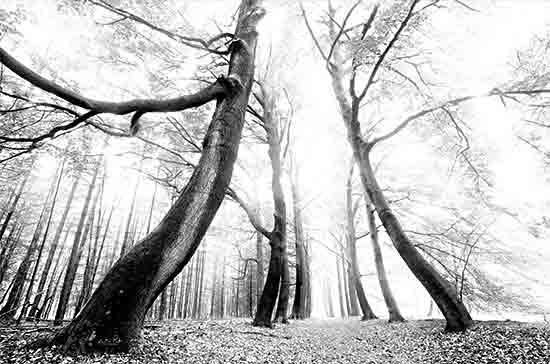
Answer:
[226,81,292,326]
[0,0,264,351]
[301,0,550,331]
[345,165,377,320]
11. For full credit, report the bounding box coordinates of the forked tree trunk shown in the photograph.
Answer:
[273,248,289,323]
[326,17,471,330]
[365,198,404,322]
[43,3,263,349]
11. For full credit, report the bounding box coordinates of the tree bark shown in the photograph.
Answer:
[365,198,404,322]
[323,13,472,331]
[252,87,288,326]
[358,151,472,331]
[42,1,262,348]
[273,248,289,323]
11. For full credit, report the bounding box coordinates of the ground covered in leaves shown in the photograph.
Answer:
[1,318,549,363]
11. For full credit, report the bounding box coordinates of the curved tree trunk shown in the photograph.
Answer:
[252,222,283,327]
[358,151,472,332]
[250,83,288,327]
[42,2,263,351]
[324,16,472,330]
[365,198,404,322]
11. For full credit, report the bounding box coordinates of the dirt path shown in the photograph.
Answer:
[1,318,549,363]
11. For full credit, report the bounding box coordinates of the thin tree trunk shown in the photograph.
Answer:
[220,257,226,318]
[0,186,52,320]
[54,159,101,325]
[0,170,30,244]
[21,160,66,320]
[196,250,205,319]
[290,163,307,319]
[365,198,404,322]
[29,174,79,319]
[336,253,346,317]
[346,167,376,320]
[0,224,21,288]
[209,259,217,318]
[120,174,140,257]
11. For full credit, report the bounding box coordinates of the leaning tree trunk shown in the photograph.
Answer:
[365,198,404,322]
[43,2,263,350]
[327,29,472,331]
[358,150,472,331]
[345,168,377,320]
[253,228,283,327]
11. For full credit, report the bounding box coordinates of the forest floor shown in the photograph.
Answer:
[0,318,549,363]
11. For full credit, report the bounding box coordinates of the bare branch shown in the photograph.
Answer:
[357,0,419,101]
[368,88,550,150]
[226,186,271,239]
[0,47,239,133]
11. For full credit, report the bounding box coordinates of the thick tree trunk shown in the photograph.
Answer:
[253,232,283,327]
[255,229,264,304]
[365,199,404,322]
[43,0,262,347]
[358,151,472,331]
[273,248,289,323]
